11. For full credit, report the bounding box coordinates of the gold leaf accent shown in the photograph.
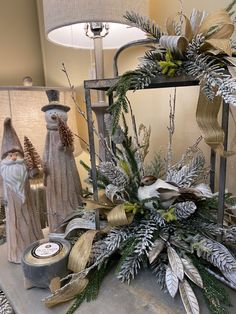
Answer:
[165,266,179,298]
[68,230,98,273]
[167,247,184,280]
[148,239,165,264]
[49,277,61,293]
[179,279,200,314]
[181,258,203,288]
[43,276,89,307]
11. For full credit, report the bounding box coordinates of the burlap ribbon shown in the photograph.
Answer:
[161,9,234,55]
[161,9,235,156]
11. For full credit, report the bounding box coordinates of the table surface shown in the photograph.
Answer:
[0,242,236,314]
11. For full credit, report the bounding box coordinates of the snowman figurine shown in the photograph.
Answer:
[42,90,83,234]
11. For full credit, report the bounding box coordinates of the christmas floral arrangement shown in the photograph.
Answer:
[42,1,236,314]
[43,98,236,314]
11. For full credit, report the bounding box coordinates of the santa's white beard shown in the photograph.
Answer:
[0,159,27,203]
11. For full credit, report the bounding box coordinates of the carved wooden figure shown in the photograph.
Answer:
[0,118,43,263]
[42,90,83,233]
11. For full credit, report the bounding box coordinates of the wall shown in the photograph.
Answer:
[0,0,45,86]
[150,0,229,27]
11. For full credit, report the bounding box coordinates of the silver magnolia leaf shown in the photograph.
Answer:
[179,279,200,314]
[148,239,165,264]
[167,247,184,280]
[194,183,213,198]
[181,258,203,288]
[222,269,236,286]
[165,266,179,298]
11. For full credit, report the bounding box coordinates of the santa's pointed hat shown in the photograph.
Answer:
[1,118,23,160]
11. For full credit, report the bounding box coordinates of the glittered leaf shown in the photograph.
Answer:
[166,266,179,298]
[179,279,200,314]
[181,258,203,288]
[167,247,184,280]
[148,239,165,264]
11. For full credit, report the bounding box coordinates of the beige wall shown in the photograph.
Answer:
[150,0,229,27]
[0,0,44,86]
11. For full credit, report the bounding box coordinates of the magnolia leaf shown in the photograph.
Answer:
[194,183,213,198]
[148,239,165,264]
[181,258,203,288]
[222,269,236,286]
[179,279,200,314]
[43,276,89,307]
[165,266,179,298]
[167,247,184,280]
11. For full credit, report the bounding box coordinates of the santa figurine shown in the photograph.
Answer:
[0,118,43,263]
[42,90,83,234]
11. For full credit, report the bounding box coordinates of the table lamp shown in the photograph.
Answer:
[42,0,149,159]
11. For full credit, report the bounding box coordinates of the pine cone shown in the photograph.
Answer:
[57,117,74,149]
[99,162,128,187]
[175,201,197,220]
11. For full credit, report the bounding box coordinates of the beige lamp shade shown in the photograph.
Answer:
[42,0,149,49]
[0,87,82,158]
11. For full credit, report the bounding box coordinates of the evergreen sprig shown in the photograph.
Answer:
[192,256,231,314]
[66,263,109,314]
[124,11,163,40]
[107,63,160,132]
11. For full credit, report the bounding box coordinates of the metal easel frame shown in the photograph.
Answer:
[84,76,229,232]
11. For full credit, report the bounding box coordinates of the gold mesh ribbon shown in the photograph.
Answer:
[196,87,235,157]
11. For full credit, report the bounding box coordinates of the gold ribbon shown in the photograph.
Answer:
[166,13,193,40]
[68,230,99,273]
[83,190,133,227]
[199,10,234,55]
[163,9,235,156]
[163,9,234,56]
[107,204,133,226]
[196,87,235,157]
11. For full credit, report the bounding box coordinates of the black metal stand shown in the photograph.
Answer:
[217,101,230,240]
